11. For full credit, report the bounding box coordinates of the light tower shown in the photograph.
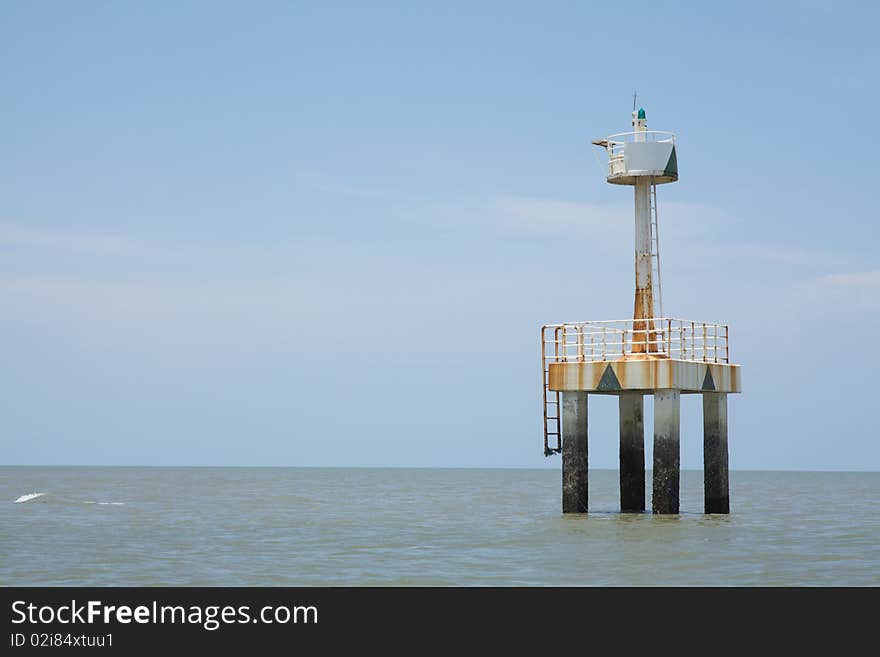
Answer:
[540,107,741,514]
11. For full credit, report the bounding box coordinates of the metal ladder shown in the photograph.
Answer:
[541,327,561,456]
[650,182,664,320]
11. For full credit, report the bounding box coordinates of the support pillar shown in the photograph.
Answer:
[619,392,645,512]
[632,180,654,354]
[652,390,680,514]
[703,392,730,514]
[561,391,588,513]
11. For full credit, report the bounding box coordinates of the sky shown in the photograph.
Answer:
[1,1,878,470]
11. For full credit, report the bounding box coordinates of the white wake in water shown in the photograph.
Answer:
[14,492,47,503]
[13,492,124,505]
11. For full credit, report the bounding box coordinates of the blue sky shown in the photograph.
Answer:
[1,1,878,469]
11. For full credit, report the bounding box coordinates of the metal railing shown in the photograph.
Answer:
[603,130,676,176]
[540,318,729,456]
[606,130,676,143]
[541,318,728,364]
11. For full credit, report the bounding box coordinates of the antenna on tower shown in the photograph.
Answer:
[632,92,637,112]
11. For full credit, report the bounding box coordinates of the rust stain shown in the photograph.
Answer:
[548,360,741,394]
[631,285,659,355]
[730,366,740,393]
[548,363,560,390]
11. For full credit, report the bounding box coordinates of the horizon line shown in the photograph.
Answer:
[1,464,878,474]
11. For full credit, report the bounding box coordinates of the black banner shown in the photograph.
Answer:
[1,587,872,651]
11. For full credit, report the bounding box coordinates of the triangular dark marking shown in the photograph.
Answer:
[598,364,622,391]
[664,146,678,177]
[702,367,716,391]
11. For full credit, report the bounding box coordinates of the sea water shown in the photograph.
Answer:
[2,467,877,586]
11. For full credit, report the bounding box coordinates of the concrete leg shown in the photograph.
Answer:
[703,392,730,514]
[652,390,680,514]
[562,391,588,513]
[619,393,645,512]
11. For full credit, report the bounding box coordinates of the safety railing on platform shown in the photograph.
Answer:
[540,318,729,456]
[603,130,675,176]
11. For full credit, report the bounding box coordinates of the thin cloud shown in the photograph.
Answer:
[810,270,880,308]
[0,223,132,256]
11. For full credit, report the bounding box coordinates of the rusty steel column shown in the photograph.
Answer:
[652,390,680,514]
[632,180,654,354]
[561,391,588,513]
[703,392,730,514]
[619,392,645,511]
